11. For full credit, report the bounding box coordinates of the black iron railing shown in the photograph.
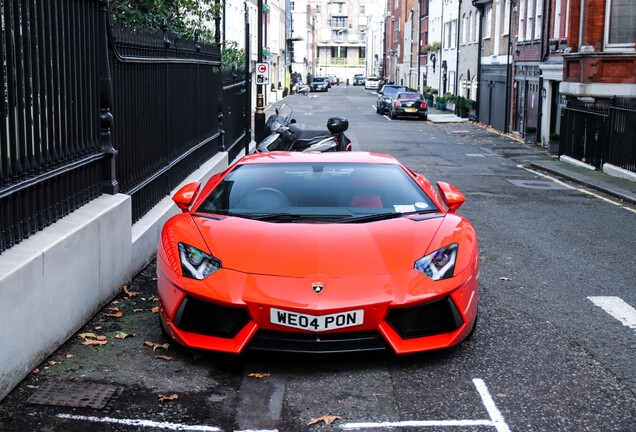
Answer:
[0,0,250,252]
[561,98,636,173]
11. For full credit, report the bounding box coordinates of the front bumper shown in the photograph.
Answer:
[157,256,479,355]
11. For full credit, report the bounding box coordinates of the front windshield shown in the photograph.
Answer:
[313,78,325,83]
[196,162,439,222]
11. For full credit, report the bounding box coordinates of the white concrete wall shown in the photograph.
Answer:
[0,145,254,401]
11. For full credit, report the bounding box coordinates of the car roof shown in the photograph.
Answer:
[239,151,402,166]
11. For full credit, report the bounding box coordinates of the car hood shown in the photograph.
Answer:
[192,215,446,277]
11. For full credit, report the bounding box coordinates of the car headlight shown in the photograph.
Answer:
[414,244,458,280]
[179,243,221,280]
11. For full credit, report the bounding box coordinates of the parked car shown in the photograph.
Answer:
[389,91,429,120]
[377,84,408,114]
[353,74,365,86]
[365,77,380,90]
[310,77,329,92]
[157,151,479,355]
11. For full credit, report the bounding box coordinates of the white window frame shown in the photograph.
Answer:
[485,4,493,39]
[604,0,636,50]
[503,0,510,36]
[518,0,526,41]
[534,0,543,40]
[553,0,562,39]
[526,0,534,41]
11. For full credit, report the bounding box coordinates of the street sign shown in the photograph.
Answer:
[256,62,269,85]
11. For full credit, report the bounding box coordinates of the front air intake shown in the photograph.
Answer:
[386,297,464,339]
[173,296,250,339]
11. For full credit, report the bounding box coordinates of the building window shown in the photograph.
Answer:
[332,30,348,41]
[526,0,534,40]
[605,0,636,46]
[534,0,543,40]
[316,5,321,13]
[503,0,510,36]
[331,47,347,58]
[485,5,492,39]
[360,5,365,14]
[290,1,294,11]
[518,0,526,41]
[359,47,366,58]
[329,17,348,27]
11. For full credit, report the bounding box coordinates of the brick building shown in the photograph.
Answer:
[561,0,636,103]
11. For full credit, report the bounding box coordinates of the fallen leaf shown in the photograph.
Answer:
[123,284,140,297]
[109,307,120,312]
[248,373,271,378]
[78,333,97,339]
[104,311,123,318]
[499,277,512,281]
[115,332,131,339]
[32,368,39,374]
[82,340,108,346]
[66,354,74,358]
[48,361,57,366]
[308,415,341,425]
[156,355,174,361]
[95,336,107,341]
[94,326,102,330]
[151,307,159,314]
[145,341,170,351]
[133,309,144,313]
[148,297,159,302]
[158,394,178,403]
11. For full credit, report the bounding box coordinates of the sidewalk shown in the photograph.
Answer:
[427,105,468,123]
[530,158,636,205]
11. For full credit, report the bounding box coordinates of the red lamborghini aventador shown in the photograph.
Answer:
[157,152,479,354]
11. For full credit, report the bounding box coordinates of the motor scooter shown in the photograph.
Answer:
[256,104,352,153]
[292,82,309,95]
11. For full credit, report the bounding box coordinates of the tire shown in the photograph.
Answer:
[376,104,380,114]
[390,109,396,119]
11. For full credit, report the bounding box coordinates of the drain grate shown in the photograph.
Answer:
[27,381,120,409]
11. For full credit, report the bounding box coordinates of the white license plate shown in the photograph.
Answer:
[405,108,417,112]
[270,308,364,332]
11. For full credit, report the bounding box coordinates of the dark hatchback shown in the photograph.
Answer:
[310,77,329,92]
[376,85,408,115]
[389,92,428,120]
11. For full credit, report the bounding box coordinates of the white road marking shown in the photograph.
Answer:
[341,378,511,431]
[517,165,636,214]
[56,414,222,431]
[588,296,636,332]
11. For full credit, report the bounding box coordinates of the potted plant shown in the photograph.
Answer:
[456,97,468,118]
[548,39,558,52]
[283,87,289,97]
[424,92,434,107]
[436,95,446,111]
[548,133,560,154]
[559,38,567,50]
[525,126,537,144]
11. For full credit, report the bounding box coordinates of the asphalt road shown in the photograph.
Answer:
[1,85,634,432]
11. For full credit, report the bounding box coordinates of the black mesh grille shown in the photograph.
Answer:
[386,297,464,339]
[173,296,250,339]
[247,330,389,354]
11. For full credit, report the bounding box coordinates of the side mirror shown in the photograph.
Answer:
[290,118,297,124]
[173,182,201,213]
[437,182,465,213]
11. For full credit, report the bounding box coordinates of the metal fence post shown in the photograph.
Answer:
[98,0,118,194]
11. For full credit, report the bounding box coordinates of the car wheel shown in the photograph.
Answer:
[376,104,380,114]
[390,109,396,119]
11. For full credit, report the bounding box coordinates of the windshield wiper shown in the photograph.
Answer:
[239,213,345,222]
[339,210,438,223]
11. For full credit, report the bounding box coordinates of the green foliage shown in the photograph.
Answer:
[525,126,537,133]
[110,0,221,41]
[424,93,433,100]
[455,96,466,108]
[110,0,243,70]
[435,95,446,103]
[221,40,246,70]
[430,41,442,52]
[466,98,476,106]
[549,133,560,141]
